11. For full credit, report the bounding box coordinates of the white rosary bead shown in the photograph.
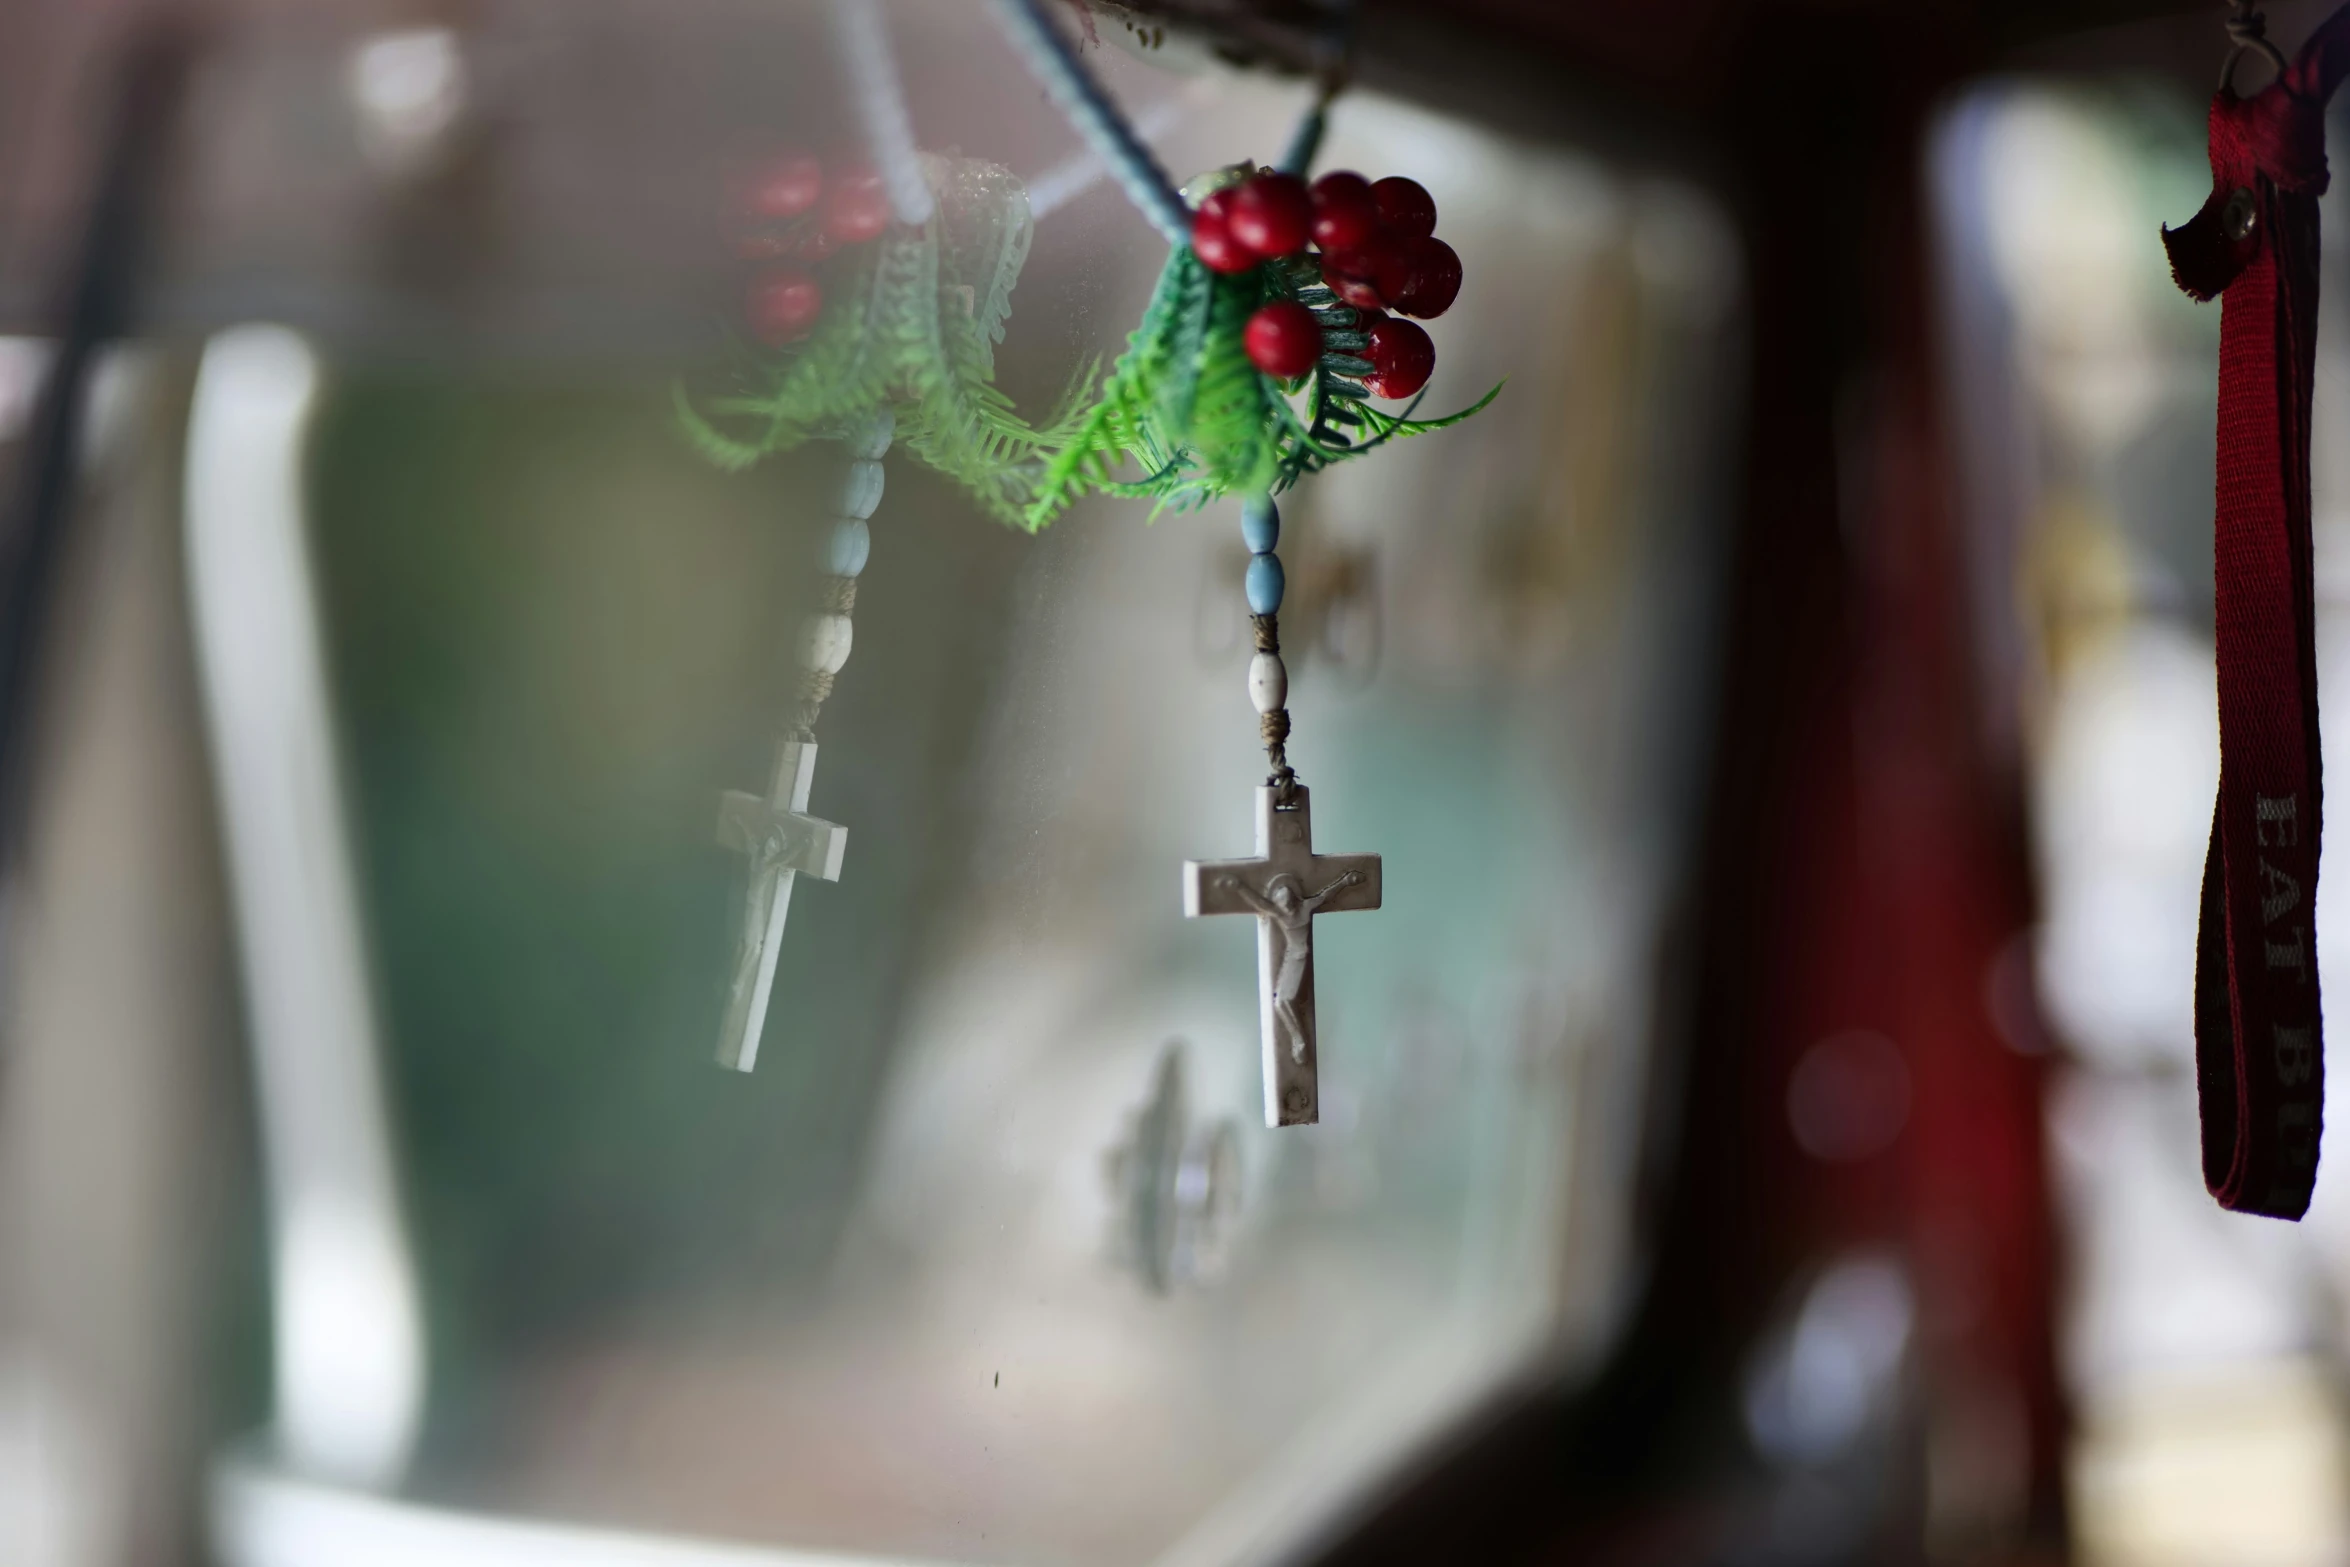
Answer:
[838,459,886,520]
[1248,651,1287,713]
[800,613,855,674]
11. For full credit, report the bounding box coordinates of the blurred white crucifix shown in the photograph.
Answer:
[715,738,847,1072]
[1184,786,1381,1127]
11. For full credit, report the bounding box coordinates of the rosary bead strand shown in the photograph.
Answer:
[1185,492,1382,1129]
[790,407,891,740]
[1240,494,1297,799]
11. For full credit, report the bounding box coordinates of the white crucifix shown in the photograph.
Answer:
[714,738,848,1072]
[1183,785,1382,1127]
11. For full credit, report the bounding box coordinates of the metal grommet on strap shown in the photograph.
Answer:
[2225,186,2260,242]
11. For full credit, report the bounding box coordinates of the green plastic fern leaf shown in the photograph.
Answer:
[674,155,1070,528]
[1028,242,1500,525]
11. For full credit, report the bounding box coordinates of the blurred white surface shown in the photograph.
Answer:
[187,326,423,1487]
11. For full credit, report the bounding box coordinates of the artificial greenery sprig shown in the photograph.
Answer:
[677,155,1089,529]
[1025,215,1500,526]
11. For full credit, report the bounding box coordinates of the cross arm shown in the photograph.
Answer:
[1307,852,1382,914]
[1183,856,1270,918]
[717,790,849,880]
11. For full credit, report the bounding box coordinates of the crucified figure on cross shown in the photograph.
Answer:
[1183,785,1381,1126]
[713,739,848,1073]
[1217,868,1366,1060]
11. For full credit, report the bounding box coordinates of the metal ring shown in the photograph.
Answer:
[2221,35,2291,94]
[2222,2,2291,94]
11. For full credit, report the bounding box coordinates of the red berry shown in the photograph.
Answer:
[1372,176,1437,240]
[1364,316,1434,398]
[1199,186,1240,224]
[1323,259,1385,310]
[1228,172,1313,257]
[1245,300,1322,379]
[745,151,824,221]
[1392,236,1462,318]
[1192,208,1261,274]
[1324,231,1408,309]
[748,269,824,344]
[1310,171,1381,253]
[1371,243,1419,307]
[823,165,892,245]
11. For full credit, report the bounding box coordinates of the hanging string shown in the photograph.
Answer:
[1251,611,1298,800]
[1279,95,1329,177]
[1278,0,1359,175]
[1027,78,1221,222]
[828,0,936,226]
[987,0,1193,245]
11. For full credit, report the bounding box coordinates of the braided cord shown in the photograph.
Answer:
[828,0,936,225]
[1250,613,1298,799]
[1279,103,1326,177]
[790,575,858,739]
[987,0,1192,245]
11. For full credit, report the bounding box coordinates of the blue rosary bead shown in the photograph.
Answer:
[824,518,872,578]
[1245,551,1285,616]
[1240,495,1281,555]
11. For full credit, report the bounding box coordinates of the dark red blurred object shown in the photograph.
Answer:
[1370,176,1437,239]
[1363,315,1433,397]
[1391,237,1461,318]
[1368,239,1420,312]
[1311,171,1382,252]
[1323,235,1404,309]
[1244,299,1322,377]
[1230,171,1314,256]
[1296,4,2075,1564]
[1192,207,1261,273]
[821,165,891,245]
[1321,257,1386,309]
[746,269,823,344]
[744,150,824,221]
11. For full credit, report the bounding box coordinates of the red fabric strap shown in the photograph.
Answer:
[2164,6,2350,1218]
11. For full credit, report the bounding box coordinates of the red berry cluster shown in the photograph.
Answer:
[1192,168,1460,400]
[734,150,897,347]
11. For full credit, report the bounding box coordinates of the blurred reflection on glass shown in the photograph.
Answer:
[2,5,1741,1565]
